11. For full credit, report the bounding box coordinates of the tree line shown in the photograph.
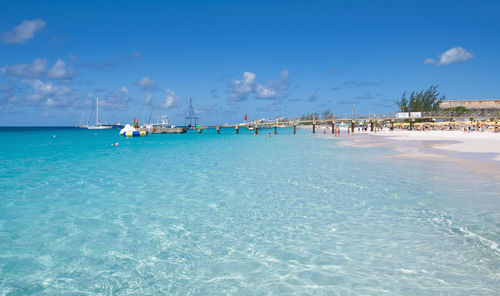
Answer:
[297,85,456,120]
[394,85,445,112]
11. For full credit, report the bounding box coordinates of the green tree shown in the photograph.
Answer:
[321,109,334,120]
[394,85,445,112]
[442,106,469,113]
[300,112,320,121]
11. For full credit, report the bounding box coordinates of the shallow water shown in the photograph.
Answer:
[0,127,499,295]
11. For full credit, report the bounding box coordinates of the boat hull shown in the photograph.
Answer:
[87,126,112,130]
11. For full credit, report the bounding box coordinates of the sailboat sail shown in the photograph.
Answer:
[87,97,112,129]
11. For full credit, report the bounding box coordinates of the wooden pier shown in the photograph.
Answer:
[139,126,187,134]
[192,110,499,135]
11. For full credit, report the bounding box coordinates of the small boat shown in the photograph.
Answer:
[144,115,187,134]
[87,125,112,130]
[87,97,112,129]
[110,123,123,129]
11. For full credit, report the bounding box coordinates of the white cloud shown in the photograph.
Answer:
[136,76,157,90]
[228,70,289,103]
[1,58,73,79]
[22,79,73,107]
[438,47,474,65]
[1,19,46,44]
[424,58,435,65]
[120,86,129,98]
[48,59,69,78]
[161,89,179,109]
[228,72,256,103]
[255,70,289,101]
[256,84,277,99]
[425,46,474,66]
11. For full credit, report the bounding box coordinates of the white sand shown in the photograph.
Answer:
[368,130,500,161]
[313,126,500,178]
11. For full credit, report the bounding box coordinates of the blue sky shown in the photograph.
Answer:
[0,0,499,126]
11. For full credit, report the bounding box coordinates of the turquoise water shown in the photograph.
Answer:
[0,127,499,295]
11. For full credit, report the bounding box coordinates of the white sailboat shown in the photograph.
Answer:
[87,97,112,129]
[78,112,88,128]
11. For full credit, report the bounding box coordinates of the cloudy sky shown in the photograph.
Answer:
[0,0,499,125]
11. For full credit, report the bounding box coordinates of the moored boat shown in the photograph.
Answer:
[87,97,112,129]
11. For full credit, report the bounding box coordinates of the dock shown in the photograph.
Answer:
[194,109,500,135]
[138,126,187,134]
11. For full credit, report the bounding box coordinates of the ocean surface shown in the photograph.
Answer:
[0,127,499,295]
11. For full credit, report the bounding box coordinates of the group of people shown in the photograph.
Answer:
[315,121,499,135]
[320,126,354,137]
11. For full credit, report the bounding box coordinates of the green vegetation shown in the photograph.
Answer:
[442,106,469,113]
[299,109,336,121]
[394,85,445,112]
[300,112,320,121]
[321,109,335,120]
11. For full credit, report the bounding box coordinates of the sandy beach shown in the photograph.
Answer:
[312,126,500,179]
[370,130,500,161]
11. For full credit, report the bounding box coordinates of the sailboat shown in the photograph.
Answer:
[87,97,112,129]
[78,112,88,128]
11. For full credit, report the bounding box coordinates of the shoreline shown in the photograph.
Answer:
[313,128,500,180]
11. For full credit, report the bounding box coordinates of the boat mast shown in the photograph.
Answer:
[96,97,99,126]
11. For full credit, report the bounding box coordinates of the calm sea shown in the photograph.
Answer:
[0,127,499,295]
